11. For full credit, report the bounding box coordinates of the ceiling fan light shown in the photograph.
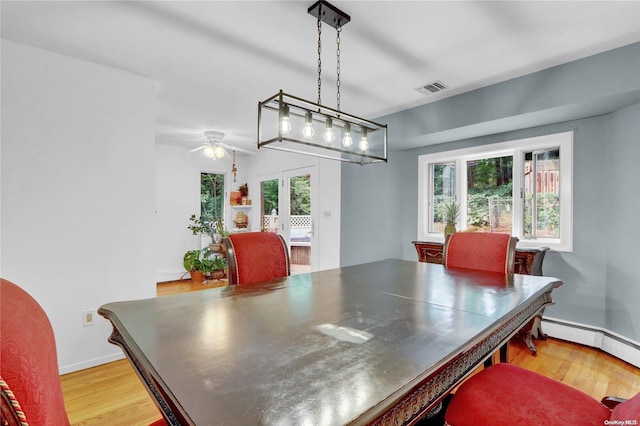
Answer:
[214,146,226,158]
[203,145,215,158]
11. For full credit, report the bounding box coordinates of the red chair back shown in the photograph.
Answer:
[223,232,290,285]
[443,232,517,274]
[1,278,70,426]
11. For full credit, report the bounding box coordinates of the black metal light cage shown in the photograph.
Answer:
[257,90,388,165]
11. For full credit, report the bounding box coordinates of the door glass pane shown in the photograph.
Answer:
[524,148,560,238]
[466,156,513,233]
[261,179,279,232]
[430,162,455,233]
[289,174,311,274]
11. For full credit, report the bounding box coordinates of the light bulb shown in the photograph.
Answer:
[342,122,353,147]
[302,111,314,138]
[203,146,215,158]
[214,146,225,158]
[324,118,335,144]
[359,129,369,151]
[280,104,291,134]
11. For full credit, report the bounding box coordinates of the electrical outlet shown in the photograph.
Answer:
[82,309,97,326]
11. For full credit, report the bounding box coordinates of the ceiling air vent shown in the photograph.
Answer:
[415,80,448,96]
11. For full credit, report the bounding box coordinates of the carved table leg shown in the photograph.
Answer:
[529,312,548,340]
[521,328,538,356]
[518,308,547,356]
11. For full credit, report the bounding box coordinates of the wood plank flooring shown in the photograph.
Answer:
[156,278,227,297]
[60,281,640,425]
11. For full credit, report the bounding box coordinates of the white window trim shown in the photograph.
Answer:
[418,131,573,252]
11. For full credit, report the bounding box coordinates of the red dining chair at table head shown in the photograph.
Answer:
[445,363,640,426]
[1,278,71,426]
[443,232,518,274]
[0,278,167,426]
[223,231,291,285]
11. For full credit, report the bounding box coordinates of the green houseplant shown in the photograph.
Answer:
[184,248,227,281]
[183,248,213,282]
[188,214,216,247]
[209,256,228,280]
[211,217,229,253]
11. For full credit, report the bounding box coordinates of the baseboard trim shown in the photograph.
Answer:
[156,270,188,283]
[59,351,125,375]
[542,317,640,368]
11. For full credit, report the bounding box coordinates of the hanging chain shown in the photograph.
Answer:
[317,15,322,106]
[336,24,342,112]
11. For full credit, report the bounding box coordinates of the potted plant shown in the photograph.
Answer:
[210,217,230,252]
[183,248,213,282]
[187,214,209,235]
[188,213,215,247]
[209,256,228,280]
[184,249,203,282]
[442,201,460,238]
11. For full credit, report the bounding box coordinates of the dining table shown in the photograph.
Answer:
[98,258,562,425]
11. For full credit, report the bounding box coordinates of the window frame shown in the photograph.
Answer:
[418,131,573,252]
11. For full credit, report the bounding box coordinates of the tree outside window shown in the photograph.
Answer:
[201,173,225,227]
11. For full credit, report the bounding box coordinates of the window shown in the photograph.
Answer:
[201,173,225,227]
[418,131,573,251]
[261,178,279,232]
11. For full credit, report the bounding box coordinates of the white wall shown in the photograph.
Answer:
[1,40,156,373]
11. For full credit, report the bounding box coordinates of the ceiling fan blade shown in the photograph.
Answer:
[220,147,232,158]
[219,142,254,155]
[189,146,206,153]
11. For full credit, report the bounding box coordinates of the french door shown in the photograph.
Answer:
[260,166,317,273]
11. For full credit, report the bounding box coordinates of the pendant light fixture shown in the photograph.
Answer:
[257,1,387,165]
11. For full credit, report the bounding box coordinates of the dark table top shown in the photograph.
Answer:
[99,259,562,425]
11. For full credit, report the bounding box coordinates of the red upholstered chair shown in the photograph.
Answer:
[1,278,70,426]
[445,363,640,426]
[0,278,166,426]
[443,232,517,274]
[443,232,518,365]
[223,232,291,285]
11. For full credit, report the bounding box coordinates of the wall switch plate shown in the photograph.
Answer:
[83,309,97,326]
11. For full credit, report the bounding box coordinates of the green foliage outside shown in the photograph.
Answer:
[261,176,310,216]
[433,155,559,235]
[290,175,311,215]
[262,179,279,215]
[201,173,224,226]
[524,192,560,237]
[434,157,513,230]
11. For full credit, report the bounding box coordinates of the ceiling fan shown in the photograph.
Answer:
[189,131,253,159]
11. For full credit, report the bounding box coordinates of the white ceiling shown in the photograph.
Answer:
[2,1,640,152]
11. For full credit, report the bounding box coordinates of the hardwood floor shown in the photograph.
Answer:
[60,281,640,425]
[156,277,228,297]
[60,359,161,425]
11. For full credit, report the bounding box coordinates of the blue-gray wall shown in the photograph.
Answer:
[606,102,640,340]
[341,42,640,343]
